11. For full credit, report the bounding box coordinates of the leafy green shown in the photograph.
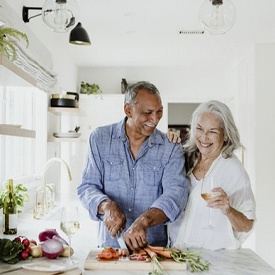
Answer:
[0,238,24,264]
[171,249,210,272]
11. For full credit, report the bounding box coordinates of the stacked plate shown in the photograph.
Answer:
[53,132,81,138]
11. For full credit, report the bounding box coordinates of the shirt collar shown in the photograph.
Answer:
[114,117,165,146]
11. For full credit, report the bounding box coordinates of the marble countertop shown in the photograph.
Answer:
[0,206,274,275]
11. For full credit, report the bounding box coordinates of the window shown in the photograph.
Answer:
[0,66,48,185]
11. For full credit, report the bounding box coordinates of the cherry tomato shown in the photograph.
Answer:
[20,250,29,260]
[22,238,30,248]
[14,237,21,242]
[25,246,31,253]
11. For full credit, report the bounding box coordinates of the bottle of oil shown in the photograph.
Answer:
[2,179,17,234]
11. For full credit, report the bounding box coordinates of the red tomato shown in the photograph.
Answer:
[25,246,31,253]
[14,237,21,242]
[102,250,113,260]
[22,238,30,248]
[20,250,29,260]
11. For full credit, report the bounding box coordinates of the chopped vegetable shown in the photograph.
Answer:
[97,247,120,260]
[144,247,167,275]
[171,249,210,272]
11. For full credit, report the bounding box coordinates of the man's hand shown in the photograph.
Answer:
[99,200,126,237]
[167,131,181,143]
[124,216,148,252]
[124,208,168,252]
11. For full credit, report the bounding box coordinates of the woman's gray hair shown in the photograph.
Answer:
[184,100,243,171]
[124,81,160,106]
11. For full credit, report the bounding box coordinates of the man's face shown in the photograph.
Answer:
[125,89,163,137]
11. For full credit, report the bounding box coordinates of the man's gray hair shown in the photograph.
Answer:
[124,81,160,106]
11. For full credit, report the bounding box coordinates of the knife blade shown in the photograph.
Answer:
[116,232,129,255]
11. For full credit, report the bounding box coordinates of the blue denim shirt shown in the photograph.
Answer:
[77,118,188,248]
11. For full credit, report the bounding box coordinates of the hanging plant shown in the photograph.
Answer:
[0,27,29,61]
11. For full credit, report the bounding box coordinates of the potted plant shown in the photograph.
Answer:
[80,81,102,95]
[0,27,29,61]
[0,182,29,214]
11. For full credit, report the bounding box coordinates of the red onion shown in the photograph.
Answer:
[38,229,59,242]
[41,239,63,259]
[52,235,68,245]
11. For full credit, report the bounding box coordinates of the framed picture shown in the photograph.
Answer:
[168,124,191,144]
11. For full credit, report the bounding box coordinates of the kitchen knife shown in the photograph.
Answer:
[116,232,129,255]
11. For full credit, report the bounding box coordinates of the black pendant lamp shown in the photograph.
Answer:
[69,22,91,45]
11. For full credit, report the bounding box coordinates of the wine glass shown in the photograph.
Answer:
[201,176,219,229]
[60,206,80,265]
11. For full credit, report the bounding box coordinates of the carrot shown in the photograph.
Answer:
[154,250,172,259]
[144,247,158,259]
[147,244,165,252]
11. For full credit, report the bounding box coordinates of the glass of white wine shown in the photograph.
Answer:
[201,176,220,229]
[60,206,80,265]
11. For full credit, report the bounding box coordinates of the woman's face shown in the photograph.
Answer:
[195,112,226,159]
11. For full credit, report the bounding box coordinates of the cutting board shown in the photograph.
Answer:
[84,250,187,271]
[0,266,82,275]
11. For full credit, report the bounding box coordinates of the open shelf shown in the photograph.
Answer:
[0,124,36,138]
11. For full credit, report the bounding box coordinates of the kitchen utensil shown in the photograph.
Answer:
[51,94,76,100]
[50,98,77,108]
[116,232,129,255]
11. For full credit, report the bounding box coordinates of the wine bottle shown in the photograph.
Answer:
[2,179,17,235]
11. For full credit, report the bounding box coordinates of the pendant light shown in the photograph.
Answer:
[198,0,236,35]
[69,22,91,45]
[42,0,79,33]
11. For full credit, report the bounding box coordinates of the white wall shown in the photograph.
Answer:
[254,44,275,268]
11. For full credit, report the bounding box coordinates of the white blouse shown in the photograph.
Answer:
[168,154,256,250]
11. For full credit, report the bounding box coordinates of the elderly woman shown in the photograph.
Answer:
[168,100,256,250]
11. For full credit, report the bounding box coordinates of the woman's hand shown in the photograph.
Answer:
[208,187,230,215]
[167,131,181,144]
[208,187,254,232]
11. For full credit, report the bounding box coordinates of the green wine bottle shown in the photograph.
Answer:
[2,179,17,235]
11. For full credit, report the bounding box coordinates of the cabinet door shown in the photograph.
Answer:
[79,94,125,141]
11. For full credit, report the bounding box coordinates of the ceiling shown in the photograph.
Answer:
[18,0,275,68]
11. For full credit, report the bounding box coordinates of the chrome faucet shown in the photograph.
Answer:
[34,157,72,219]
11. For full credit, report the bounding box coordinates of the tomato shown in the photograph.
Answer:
[20,250,29,260]
[22,238,30,248]
[25,246,31,253]
[14,237,21,242]
[101,250,113,260]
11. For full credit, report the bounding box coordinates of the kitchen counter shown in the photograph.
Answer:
[0,205,274,275]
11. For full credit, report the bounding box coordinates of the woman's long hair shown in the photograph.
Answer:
[184,100,243,174]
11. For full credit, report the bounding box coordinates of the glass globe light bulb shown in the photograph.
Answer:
[198,0,236,35]
[42,0,79,33]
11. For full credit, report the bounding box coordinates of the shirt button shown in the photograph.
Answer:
[128,209,132,212]
[131,187,134,190]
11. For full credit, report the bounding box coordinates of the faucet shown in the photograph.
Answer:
[34,157,72,219]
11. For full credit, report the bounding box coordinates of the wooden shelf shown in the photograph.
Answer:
[48,136,81,142]
[0,125,36,138]
[48,107,80,115]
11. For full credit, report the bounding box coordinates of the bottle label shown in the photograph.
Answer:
[8,214,17,229]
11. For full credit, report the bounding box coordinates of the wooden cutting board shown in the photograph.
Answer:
[84,250,187,271]
[0,266,82,275]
